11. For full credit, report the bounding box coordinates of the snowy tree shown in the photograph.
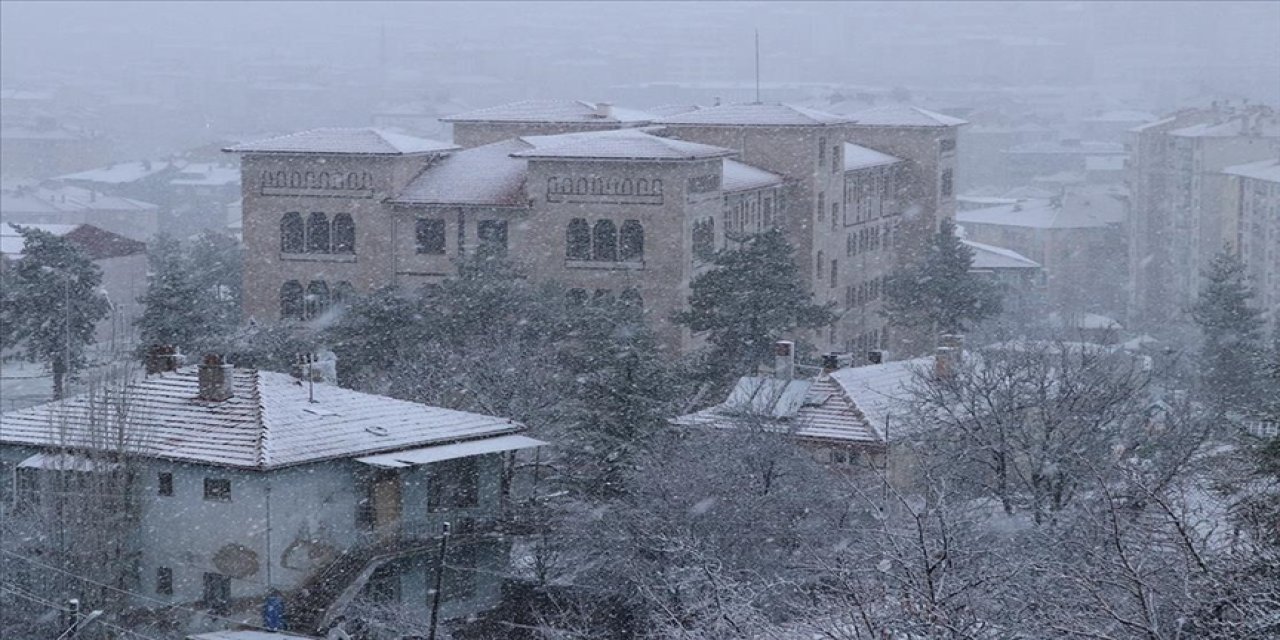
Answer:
[1192,248,1267,412]
[136,232,243,354]
[674,229,834,384]
[882,218,1002,344]
[3,225,110,399]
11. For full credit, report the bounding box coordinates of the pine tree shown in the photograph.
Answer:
[674,229,834,377]
[1191,248,1266,411]
[882,218,1002,340]
[135,234,215,352]
[4,225,110,399]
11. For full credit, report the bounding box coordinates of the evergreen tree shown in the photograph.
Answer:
[136,234,212,352]
[1191,248,1266,411]
[674,229,834,377]
[4,225,109,398]
[882,218,1002,339]
[187,230,244,330]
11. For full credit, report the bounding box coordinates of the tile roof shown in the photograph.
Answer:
[1223,157,1280,183]
[843,143,902,171]
[392,139,532,207]
[654,103,851,127]
[672,375,883,445]
[441,99,656,124]
[829,357,933,438]
[0,366,524,470]
[963,239,1041,270]
[223,128,458,155]
[722,159,784,192]
[512,129,734,161]
[846,105,968,127]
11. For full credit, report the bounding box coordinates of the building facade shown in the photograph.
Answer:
[229,101,965,357]
[1222,157,1280,331]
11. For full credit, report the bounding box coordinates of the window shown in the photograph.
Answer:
[477,219,508,255]
[816,250,824,279]
[280,212,304,253]
[157,567,173,596]
[832,145,841,173]
[818,137,827,166]
[306,212,330,253]
[332,281,356,306]
[591,219,617,261]
[429,457,479,511]
[941,169,953,197]
[566,218,590,260]
[940,138,956,153]
[202,573,231,611]
[280,281,304,320]
[831,259,838,287]
[693,218,715,261]
[331,214,355,253]
[445,543,478,599]
[158,472,173,497]
[817,191,825,221]
[619,220,644,261]
[415,218,446,254]
[763,198,774,227]
[831,203,839,230]
[203,478,231,502]
[306,281,330,320]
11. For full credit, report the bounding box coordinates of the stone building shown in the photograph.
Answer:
[228,101,966,357]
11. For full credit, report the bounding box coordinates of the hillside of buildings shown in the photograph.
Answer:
[1,2,1278,639]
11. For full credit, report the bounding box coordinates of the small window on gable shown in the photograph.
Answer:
[204,478,231,502]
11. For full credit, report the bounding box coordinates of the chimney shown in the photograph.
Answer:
[868,349,884,365]
[774,341,795,380]
[821,353,840,374]
[934,334,965,379]
[145,345,183,374]
[198,353,234,402]
[594,102,614,119]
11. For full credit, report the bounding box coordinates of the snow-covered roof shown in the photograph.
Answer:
[392,139,532,207]
[441,99,656,124]
[964,239,1041,270]
[1,184,158,214]
[224,128,458,155]
[672,375,883,446]
[0,366,524,470]
[722,159,784,192]
[1083,110,1157,123]
[846,105,967,127]
[1085,155,1126,172]
[512,129,734,161]
[1,222,146,260]
[356,434,547,468]
[958,198,1122,230]
[1048,312,1123,331]
[56,160,174,184]
[829,357,933,439]
[170,163,241,187]
[654,103,851,127]
[1223,157,1280,183]
[1005,140,1125,155]
[843,143,901,171]
[1170,117,1280,138]
[1128,116,1178,133]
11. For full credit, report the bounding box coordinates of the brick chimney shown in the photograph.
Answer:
[821,353,840,374]
[774,341,795,380]
[198,354,234,402]
[145,345,183,375]
[934,334,964,379]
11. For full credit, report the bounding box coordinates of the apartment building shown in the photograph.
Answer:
[1126,104,1280,327]
[1222,157,1280,330]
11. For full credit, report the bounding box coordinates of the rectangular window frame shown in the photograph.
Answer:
[158,472,173,497]
[203,478,231,502]
[415,218,447,255]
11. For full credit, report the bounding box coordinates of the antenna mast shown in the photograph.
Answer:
[755,29,761,104]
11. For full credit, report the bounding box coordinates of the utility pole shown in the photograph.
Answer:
[427,521,451,640]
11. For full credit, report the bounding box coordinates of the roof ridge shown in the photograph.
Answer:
[250,369,269,468]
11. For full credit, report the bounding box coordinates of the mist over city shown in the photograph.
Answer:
[2,2,1278,639]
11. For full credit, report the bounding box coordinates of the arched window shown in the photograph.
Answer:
[332,214,355,253]
[281,212,304,253]
[280,281,304,320]
[305,281,330,320]
[566,218,590,260]
[307,212,330,253]
[592,220,617,262]
[619,220,644,261]
[566,288,588,306]
[333,281,356,306]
